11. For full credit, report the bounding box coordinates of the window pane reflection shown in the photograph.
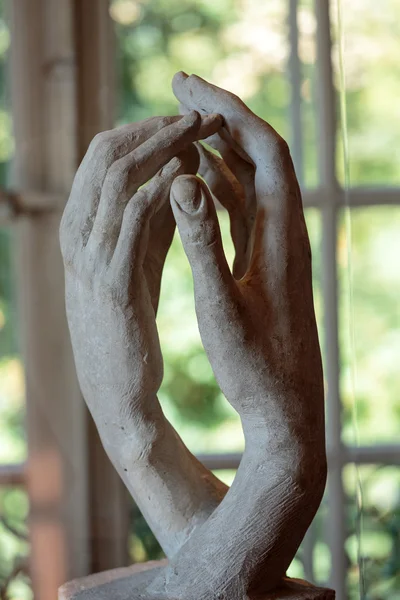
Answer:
[339,207,400,445]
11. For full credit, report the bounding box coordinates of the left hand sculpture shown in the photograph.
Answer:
[60,74,331,600]
[60,112,229,556]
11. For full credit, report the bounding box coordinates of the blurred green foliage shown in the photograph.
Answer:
[0,488,31,599]
[0,0,399,598]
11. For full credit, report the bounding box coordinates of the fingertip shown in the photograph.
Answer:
[172,71,189,96]
[162,155,184,175]
[171,175,204,214]
[182,110,201,129]
[175,70,189,81]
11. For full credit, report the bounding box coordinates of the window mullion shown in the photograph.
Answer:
[288,0,304,185]
[314,1,347,598]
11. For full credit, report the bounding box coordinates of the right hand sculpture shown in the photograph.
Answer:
[156,73,328,599]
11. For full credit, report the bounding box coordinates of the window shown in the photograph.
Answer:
[0,1,399,599]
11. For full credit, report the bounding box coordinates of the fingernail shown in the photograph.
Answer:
[172,178,202,214]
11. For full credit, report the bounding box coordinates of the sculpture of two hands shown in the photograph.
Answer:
[60,73,331,599]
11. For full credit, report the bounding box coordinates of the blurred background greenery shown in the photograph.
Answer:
[0,0,399,598]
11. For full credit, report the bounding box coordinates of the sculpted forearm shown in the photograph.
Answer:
[95,397,227,557]
[155,439,326,599]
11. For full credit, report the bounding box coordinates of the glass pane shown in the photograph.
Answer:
[0,228,26,466]
[339,207,400,445]
[112,0,291,141]
[298,0,318,188]
[0,1,23,468]
[344,464,400,600]
[0,486,32,599]
[0,0,25,470]
[333,0,400,186]
[112,0,324,190]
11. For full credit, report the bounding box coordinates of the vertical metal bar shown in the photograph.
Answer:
[302,524,316,583]
[288,2,315,577]
[315,0,336,188]
[288,0,304,184]
[314,1,346,598]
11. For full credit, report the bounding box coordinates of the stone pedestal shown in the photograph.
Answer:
[59,560,335,599]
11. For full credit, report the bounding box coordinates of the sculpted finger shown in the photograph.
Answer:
[145,144,200,313]
[175,74,306,288]
[130,111,221,188]
[196,143,249,279]
[204,133,256,213]
[173,72,284,164]
[110,156,187,281]
[64,116,184,242]
[87,113,213,255]
[248,192,312,300]
[173,73,297,199]
[180,101,257,236]
[170,175,245,360]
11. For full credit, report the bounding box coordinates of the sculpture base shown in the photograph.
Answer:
[59,560,335,600]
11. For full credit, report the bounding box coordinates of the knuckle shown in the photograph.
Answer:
[277,136,290,155]
[105,160,131,193]
[59,213,74,259]
[60,236,80,275]
[89,131,118,164]
[89,130,108,151]
[226,89,242,105]
[106,161,124,181]
[128,190,152,221]
[270,134,290,159]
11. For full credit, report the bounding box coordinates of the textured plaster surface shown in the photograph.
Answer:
[60,561,334,600]
[59,73,332,599]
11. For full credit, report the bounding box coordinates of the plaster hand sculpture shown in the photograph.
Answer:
[59,74,334,600]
